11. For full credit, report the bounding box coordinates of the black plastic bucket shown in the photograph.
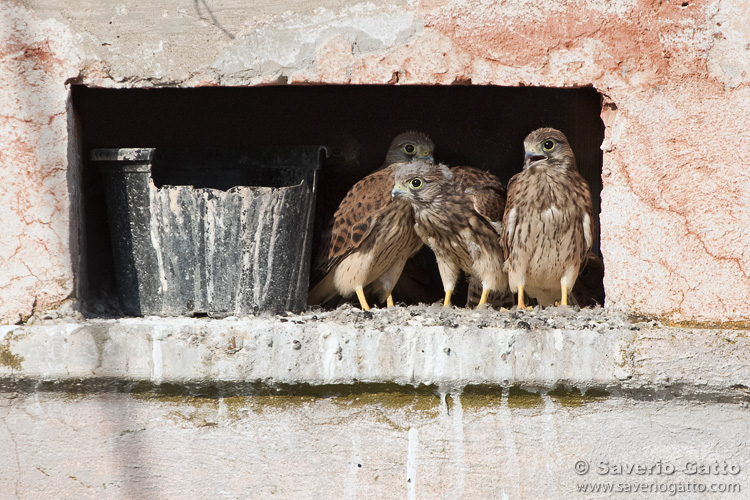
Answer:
[92,146,326,316]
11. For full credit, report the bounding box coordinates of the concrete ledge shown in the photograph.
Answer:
[2,307,750,499]
[2,306,748,400]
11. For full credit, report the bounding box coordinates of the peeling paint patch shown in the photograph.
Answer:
[707,0,750,88]
[212,4,421,83]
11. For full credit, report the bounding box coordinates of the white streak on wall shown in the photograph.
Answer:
[406,427,419,500]
[151,330,164,384]
[217,397,228,423]
[540,393,561,497]
[234,193,252,314]
[344,433,361,500]
[204,190,216,305]
[262,190,284,301]
[499,388,520,499]
[149,185,169,294]
[252,195,271,306]
[444,393,465,500]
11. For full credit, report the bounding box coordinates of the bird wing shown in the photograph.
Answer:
[501,172,523,261]
[580,177,595,252]
[567,168,595,257]
[451,166,507,224]
[314,168,394,275]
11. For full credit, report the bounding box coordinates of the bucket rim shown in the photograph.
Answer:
[89,146,329,170]
[90,148,155,162]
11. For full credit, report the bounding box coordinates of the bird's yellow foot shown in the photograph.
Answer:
[355,286,371,311]
[476,288,490,309]
[443,290,453,308]
[517,285,533,311]
[386,292,395,308]
[560,285,569,307]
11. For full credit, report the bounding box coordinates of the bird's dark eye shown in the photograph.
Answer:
[543,140,555,151]
[404,144,416,154]
[410,178,423,190]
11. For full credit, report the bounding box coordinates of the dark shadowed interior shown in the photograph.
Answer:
[72,85,605,314]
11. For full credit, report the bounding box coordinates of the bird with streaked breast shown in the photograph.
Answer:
[502,127,594,308]
[391,160,509,309]
[308,132,434,310]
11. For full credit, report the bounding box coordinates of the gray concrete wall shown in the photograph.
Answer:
[2,390,746,499]
[2,307,749,499]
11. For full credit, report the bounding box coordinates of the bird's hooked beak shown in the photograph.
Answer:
[524,147,546,166]
[391,183,408,199]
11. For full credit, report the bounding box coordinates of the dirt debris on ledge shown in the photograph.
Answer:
[19,299,660,332]
[291,303,642,332]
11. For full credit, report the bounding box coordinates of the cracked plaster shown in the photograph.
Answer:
[1,0,749,323]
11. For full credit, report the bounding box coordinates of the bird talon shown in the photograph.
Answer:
[476,288,490,309]
[442,290,453,308]
[355,287,371,311]
[516,285,532,310]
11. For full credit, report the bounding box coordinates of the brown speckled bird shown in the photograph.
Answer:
[392,160,508,308]
[502,128,594,308]
[309,132,433,310]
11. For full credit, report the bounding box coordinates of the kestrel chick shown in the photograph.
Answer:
[502,128,594,308]
[392,160,508,308]
[376,131,434,171]
[309,132,434,310]
[308,165,424,310]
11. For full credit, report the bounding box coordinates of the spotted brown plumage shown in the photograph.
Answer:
[392,160,509,308]
[502,127,595,308]
[309,132,433,310]
[308,167,423,310]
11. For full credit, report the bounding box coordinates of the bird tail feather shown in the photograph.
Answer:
[308,272,338,306]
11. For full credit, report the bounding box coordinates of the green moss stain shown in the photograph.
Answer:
[126,384,611,428]
[668,320,750,330]
[547,387,609,408]
[455,385,611,412]
[330,386,440,414]
[460,385,544,411]
[631,309,750,331]
[0,338,23,370]
[330,389,441,431]
[125,383,443,428]
[8,378,611,426]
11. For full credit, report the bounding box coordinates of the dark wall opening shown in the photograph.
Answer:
[72,85,605,314]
